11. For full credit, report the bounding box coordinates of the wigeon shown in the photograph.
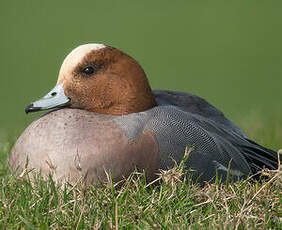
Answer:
[9,44,278,184]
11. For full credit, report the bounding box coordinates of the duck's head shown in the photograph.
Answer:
[25,44,156,115]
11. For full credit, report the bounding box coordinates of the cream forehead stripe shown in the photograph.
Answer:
[58,44,106,78]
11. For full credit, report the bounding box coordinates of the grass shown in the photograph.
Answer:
[0,120,281,229]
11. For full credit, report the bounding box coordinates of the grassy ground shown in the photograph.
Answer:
[0,119,281,229]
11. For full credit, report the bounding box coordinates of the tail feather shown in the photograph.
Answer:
[241,139,278,172]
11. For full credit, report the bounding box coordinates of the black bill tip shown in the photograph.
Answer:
[25,104,42,114]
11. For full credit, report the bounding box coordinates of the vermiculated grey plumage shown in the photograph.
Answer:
[113,90,278,183]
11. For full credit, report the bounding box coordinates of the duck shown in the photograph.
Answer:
[9,43,278,184]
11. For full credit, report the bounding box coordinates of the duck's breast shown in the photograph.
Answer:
[9,108,159,183]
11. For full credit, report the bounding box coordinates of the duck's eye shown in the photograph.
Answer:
[82,66,95,75]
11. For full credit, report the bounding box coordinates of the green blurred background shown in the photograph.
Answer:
[0,1,281,143]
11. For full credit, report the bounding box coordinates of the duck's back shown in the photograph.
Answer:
[113,90,278,183]
[153,90,246,137]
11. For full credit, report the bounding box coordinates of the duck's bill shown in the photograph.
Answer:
[25,83,71,114]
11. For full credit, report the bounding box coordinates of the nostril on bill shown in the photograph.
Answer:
[51,92,57,97]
